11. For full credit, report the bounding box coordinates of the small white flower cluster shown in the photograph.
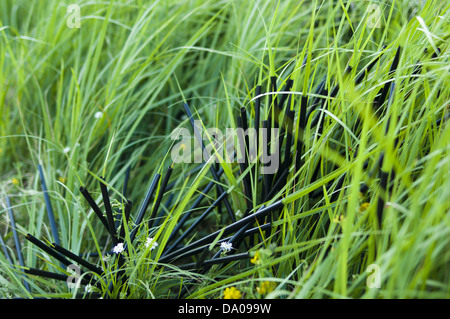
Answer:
[112,237,159,256]
[62,143,80,155]
[145,237,158,250]
[113,242,125,254]
[220,241,233,253]
[94,111,104,119]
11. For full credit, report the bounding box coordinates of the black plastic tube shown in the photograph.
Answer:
[52,243,103,275]
[271,76,278,110]
[309,80,340,128]
[178,218,258,298]
[305,75,327,121]
[163,191,229,256]
[37,164,60,246]
[373,46,401,116]
[282,109,295,174]
[153,194,174,228]
[99,178,118,246]
[0,232,13,266]
[161,222,271,263]
[122,166,131,198]
[255,85,262,150]
[377,170,389,227]
[148,166,173,229]
[135,173,161,225]
[80,186,109,231]
[183,103,236,223]
[25,267,72,282]
[355,46,386,85]
[160,201,282,263]
[294,96,308,185]
[129,173,161,244]
[236,115,252,210]
[262,120,271,199]
[277,78,294,113]
[118,200,133,241]
[177,252,250,271]
[24,267,92,286]
[6,196,31,292]
[167,167,225,243]
[264,168,288,202]
[26,234,72,267]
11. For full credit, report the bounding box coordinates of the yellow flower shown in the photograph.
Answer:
[58,176,67,184]
[359,202,370,212]
[223,286,241,299]
[250,251,260,265]
[256,281,276,295]
[12,178,19,186]
[333,214,345,223]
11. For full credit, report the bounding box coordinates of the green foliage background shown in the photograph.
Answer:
[0,0,448,299]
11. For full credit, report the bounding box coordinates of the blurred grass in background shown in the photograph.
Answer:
[0,0,449,298]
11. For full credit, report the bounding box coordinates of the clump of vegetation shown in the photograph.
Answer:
[0,0,449,299]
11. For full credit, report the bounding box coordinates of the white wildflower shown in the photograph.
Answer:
[63,146,71,154]
[94,111,104,119]
[145,237,158,250]
[112,242,125,254]
[220,241,233,253]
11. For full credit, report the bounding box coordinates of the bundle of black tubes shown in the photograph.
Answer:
[2,44,447,298]
[12,150,282,298]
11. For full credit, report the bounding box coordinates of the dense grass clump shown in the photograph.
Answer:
[0,0,449,299]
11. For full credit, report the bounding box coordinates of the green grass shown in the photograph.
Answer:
[0,0,449,299]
